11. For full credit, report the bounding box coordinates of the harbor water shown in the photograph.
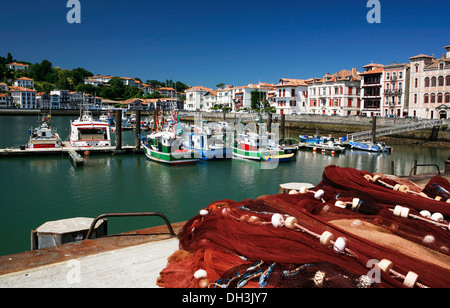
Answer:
[0,115,449,256]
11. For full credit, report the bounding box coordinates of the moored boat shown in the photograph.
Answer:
[28,115,62,149]
[233,132,284,161]
[349,141,390,153]
[141,109,199,165]
[70,110,111,147]
[261,153,294,163]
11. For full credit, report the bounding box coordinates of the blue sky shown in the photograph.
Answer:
[1,0,449,89]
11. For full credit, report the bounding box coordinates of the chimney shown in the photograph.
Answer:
[445,45,450,58]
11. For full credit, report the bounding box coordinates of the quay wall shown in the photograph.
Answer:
[1,109,450,142]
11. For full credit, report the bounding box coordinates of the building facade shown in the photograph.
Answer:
[381,63,410,117]
[185,86,215,111]
[10,87,37,109]
[13,77,34,89]
[7,63,29,71]
[273,78,308,115]
[307,69,361,116]
[409,45,450,119]
[360,64,383,117]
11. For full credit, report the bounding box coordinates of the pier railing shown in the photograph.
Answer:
[85,212,176,240]
[347,119,442,141]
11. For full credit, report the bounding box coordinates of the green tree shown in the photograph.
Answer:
[250,90,267,110]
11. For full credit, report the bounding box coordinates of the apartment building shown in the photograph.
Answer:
[273,78,308,115]
[185,86,215,111]
[409,45,450,119]
[360,64,383,117]
[382,63,410,117]
[307,69,361,116]
[13,77,34,89]
[10,87,37,109]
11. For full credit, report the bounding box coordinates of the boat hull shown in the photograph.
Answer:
[232,147,284,161]
[143,143,199,165]
[193,148,232,160]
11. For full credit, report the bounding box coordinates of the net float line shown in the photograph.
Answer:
[366,174,435,200]
[274,213,429,288]
[390,205,449,230]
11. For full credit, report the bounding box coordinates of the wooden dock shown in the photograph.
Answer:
[0,142,137,158]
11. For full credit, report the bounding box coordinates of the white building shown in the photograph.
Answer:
[185,86,215,111]
[233,83,272,111]
[10,87,37,109]
[13,77,34,89]
[0,93,12,108]
[273,78,308,115]
[216,85,235,111]
[307,69,361,116]
[7,63,29,71]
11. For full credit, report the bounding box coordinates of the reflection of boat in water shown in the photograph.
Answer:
[349,141,391,153]
[261,153,294,163]
[28,114,62,149]
[303,141,346,154]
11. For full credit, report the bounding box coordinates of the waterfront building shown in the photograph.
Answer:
[6,62,29,71]
[307,69,361,116]
[158,87,177,98]
[10,87,37,109]
[273,78,308,115]
[0,93,13,108]
[216,85,235,111]
[50,90,71,109]
[185,86,215,111]
[13,77,34,89]
[408,45,450,119]
[233,82,272,111]
[382,63,410,117]
[360,64,383,117]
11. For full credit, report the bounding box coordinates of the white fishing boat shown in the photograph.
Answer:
[184,122,233,160]
[232,131,284,161]
[141,109,199,165]
[69,110,111,147]
[28,114,62,149]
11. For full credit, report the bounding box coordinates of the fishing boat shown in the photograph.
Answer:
[28,114,62,149]
[69,110,111,147]
[261,153,294,163]
[303,140,346,154]
[233,132,284,161]
[349,141,390,153]
[141,109,199,165]
[300,135,323,143]
[184,122,233,160]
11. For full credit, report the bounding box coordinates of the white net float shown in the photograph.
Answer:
[289,190,299,195]
[400,207,410,218]
[393,205,403,217]
[377,259,394,273]
[403,271,419,288]
[199,209,209,216]
[372,174,382,182]
[333,237,347,254]
[284,216,298,230]
[420,210,431,218]
[352,198,360,210]
[271,213,285,228]
[320,231,334,246]
[198,278,210,288]
[299,187,309,194]
[431,212,444,222]
[314,189,325,200]
[194,269,208,279]
[364,174,372,181]
[334,200,346,209]
[399,185,410,192]
[393,184,401,191]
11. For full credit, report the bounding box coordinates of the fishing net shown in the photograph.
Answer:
[157,165,450,288]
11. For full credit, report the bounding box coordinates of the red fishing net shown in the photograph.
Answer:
[157,165,450,288]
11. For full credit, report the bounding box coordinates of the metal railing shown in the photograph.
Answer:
[85,212,176,240]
